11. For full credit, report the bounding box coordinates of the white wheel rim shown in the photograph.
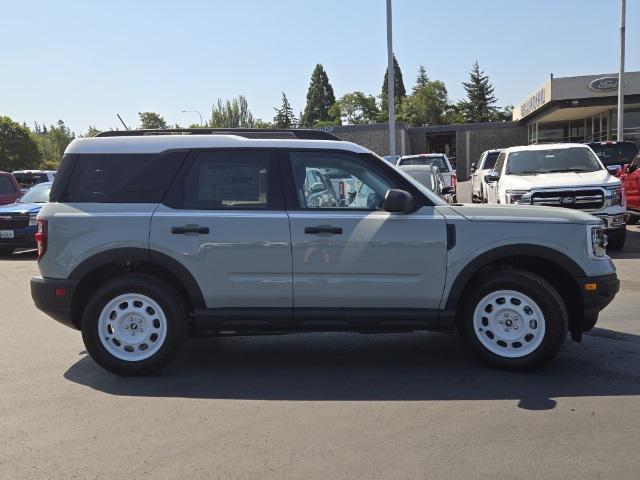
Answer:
[473,289,546,358]
[98,293,167,361]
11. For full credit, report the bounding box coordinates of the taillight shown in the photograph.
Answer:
[451,174,457,190]
[35,219,47,262]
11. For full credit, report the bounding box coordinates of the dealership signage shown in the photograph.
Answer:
[588,76,621,92]
[519,87,547,118]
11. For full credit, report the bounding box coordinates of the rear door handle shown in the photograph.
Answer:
[304,225,343,235]
[171,225,210,235]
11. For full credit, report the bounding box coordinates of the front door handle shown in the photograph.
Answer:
[304,225,343,235]
[171,225,210,235]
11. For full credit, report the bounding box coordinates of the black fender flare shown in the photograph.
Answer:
[69,247,206,310]
[444,244,586,310]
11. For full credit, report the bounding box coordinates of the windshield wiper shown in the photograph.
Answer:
[509,171,540,175]
[546,168,594,173]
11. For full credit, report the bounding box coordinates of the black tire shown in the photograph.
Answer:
[627,214,639,225]
[0,247,14,256]
[458,269,568,370]
[607,229,626,250]
[81,274,188,376]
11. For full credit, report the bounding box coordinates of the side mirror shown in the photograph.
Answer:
[484,171,500,184]
[606,165,622,176]
[471,163,476,173]
[442,186,454,195]
[384,189,415,213]
[309,182,325,194]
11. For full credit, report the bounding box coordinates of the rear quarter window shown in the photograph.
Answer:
[62,151,187,203]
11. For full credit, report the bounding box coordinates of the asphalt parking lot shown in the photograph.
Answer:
[2,187,640,479]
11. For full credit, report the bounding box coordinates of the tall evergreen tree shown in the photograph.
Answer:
[300,64,337,127]
[379,54,407,121]
[273,93,298,128]
[413,65,430,93]
[461,61,497,123]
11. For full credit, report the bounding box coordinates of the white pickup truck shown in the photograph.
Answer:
[485,143,627,249]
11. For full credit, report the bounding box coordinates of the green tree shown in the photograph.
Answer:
[379,54,407,121]
[273,93,298,128]
[329,91,379,125]
[300,64,337,127]
[399,80,449,127]
[30,120,75,169]
[490,105,514,122]
[254,119,275,129]
[461,61,497,122]
[138,112,168,129]
[0,116,42,171]
[443,102,467,124]
[413,65,430,93]
[83,126,101,137]
[208,95,255,128]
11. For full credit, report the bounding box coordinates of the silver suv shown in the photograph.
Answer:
[31,129,619,375]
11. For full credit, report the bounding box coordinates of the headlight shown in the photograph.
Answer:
[505,190,531,204]
[28,213,38,226]
[589,225,607,258]
[604,185,625,207]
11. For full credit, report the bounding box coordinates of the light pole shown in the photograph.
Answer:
[386,0,395,157]
[617,0,626,141]
[181,110,203,126]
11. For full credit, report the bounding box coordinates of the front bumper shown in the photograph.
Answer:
[0,228,37,248]
[30,276,79,330]
[593,213,627,230]
[579,273,619,312]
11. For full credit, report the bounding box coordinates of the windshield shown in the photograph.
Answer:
[0,176,16,195]
[13,173,48,188]
[506,147,603,175]
[402,170,436,192]
[398,156,449,171]
[483,151,500,170]
[590,143,639,166]
[19,184,51,203]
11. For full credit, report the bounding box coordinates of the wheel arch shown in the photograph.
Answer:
[445,244,586,337]
[68,247,205,330]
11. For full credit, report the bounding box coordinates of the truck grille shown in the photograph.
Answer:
[0,214,29,229]
[530,189,604,210]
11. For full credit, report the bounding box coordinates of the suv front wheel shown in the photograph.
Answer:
[459,269,567,370]
[81,274,188,375]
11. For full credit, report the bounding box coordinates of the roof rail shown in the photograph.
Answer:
[95,128,342,141]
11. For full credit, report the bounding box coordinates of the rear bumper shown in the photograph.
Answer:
[30,276,79,330]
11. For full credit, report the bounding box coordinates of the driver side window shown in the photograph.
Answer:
[494,153,507,175]
[289,152,395,210]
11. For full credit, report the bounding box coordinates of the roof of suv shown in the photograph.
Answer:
[506,143,590,153]
[65,134,369,155]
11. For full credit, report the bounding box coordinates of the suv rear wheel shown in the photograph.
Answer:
[459,269,567,370]
[81,274,188,375]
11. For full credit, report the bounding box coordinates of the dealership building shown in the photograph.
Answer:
[329,71,640,179]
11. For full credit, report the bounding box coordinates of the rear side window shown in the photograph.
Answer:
[170,150,270,210]
[0,176,16,195]
[62,151,186,203]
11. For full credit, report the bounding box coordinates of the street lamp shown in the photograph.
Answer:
[181,110,203,126]
[617,0,626,141]
[386,0,395,157]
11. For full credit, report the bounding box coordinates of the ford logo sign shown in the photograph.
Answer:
[588,76,621,92]
[560,196,577,206]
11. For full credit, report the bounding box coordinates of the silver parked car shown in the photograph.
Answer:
[471,149,502,203]
[398,165,455,203]
[396,153,457,202]
[31,129,618,375]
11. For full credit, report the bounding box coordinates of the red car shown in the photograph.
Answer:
[0,171,21,206]
[621,153,640,224]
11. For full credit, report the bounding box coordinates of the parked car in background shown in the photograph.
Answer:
[485,143,627,249]
[32,129,618,375]
[398,165,455,203]
[621,152,640,224]
[471,149,503,203]
[12,170,56,193]
[396,154,457,200]
[587,141,638,174]
[0,171,22,206]
[382,155,400,165]
[0,181,51,256]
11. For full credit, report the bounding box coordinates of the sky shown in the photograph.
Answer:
[1,0,639,134]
